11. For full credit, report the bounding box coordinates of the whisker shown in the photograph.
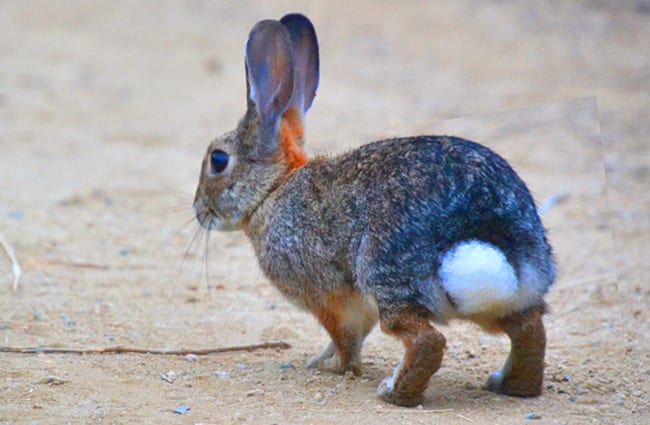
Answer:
[204,228,212,293]
[157,207,195,218]
[179,223,204,271]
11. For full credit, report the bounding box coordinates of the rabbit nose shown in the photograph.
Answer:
[193,200,208,226]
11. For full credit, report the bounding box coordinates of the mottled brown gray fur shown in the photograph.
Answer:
[193,14,555,407]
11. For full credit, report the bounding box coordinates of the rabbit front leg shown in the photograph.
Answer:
[306,341,336,368]
[485,305,546,397]
[376,305,446,407]
[307,290,377,376]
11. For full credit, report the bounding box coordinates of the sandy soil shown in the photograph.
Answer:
[1,1,648,424]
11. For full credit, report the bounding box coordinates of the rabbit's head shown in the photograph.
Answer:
[194,14,319,231]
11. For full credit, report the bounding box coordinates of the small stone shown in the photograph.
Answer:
[416,404,423,410]
[246,388,264,397]
[236,363,247,371]
[562,373,572,382]
[524,413,542,420]
[33,404,42,409]
[465,382,477,390]
[185,354,198,362]
[38,376,67,385]
[313,392,324,402]
[160,371,176,383]
[569,395,578,403]
[173,405,190,414]
[214,370,230,380]
[279,362,294,369]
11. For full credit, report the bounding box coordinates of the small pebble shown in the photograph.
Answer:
[160,371,176,383]
[562,373,572,382]
[246,388,264,397]
[279,362,294,370]
[59,313,76,328]
[214,370,230,380]
[185,354,198,362]
[173,405,190,414]
[525,413,542,420]
[39,376,67,385]
[236,363,247,371]
[569,395,578,403]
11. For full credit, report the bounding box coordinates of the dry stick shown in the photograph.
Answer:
[22,259,111,270]
[0,232,21,291]
[0,341,290,355]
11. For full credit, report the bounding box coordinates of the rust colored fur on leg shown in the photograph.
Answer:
[307,289,377,375]
[378,307,446,407]
[486,305,546,397]
[277,108,308,173]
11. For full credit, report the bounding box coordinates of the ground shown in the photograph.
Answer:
[0,1,648,424]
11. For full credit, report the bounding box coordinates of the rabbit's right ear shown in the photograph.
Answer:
[245,20,294,147]
[280,13,320,115]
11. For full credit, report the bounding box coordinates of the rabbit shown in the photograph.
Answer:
[193,13,555,407]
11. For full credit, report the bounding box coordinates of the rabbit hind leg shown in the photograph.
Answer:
[377,305,446,407]
[485,304,546,397]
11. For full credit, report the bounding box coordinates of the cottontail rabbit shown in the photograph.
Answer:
[193,14,555,407]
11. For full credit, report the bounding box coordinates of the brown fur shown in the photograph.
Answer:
[485,305,547,397]
[305,289,377,375]
[378,307,446,406]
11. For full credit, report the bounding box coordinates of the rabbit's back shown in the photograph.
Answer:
[248,136,555,319]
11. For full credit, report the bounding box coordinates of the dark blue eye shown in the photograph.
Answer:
[210,150,229,174]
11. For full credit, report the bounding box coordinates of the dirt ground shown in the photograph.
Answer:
[1,1,648,424]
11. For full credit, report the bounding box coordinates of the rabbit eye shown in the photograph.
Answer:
[210,150,229,174]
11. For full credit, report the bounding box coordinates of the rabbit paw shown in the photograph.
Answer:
[306,341,362,375]
[307,342,336,369]
[485,369,542,397]
[377,376,422,407]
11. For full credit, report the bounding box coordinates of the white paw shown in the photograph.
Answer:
[485,369,504,391]
[377,376,395,397]
[306,342,336,369]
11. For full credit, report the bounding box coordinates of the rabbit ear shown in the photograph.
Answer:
[280,13,320,115]
[245,20,294,128]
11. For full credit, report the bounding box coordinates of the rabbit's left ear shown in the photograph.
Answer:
[245,20,294,127]
[280,13,319,115]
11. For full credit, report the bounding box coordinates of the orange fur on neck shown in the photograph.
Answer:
[277,108,308,172]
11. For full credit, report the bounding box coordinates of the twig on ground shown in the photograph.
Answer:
[0,341,290,355]
[457,413,476,423]
[0,232,21,291]
[22,259,111,270]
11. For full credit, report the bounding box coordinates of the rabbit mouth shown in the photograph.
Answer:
[194,204,240,232]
